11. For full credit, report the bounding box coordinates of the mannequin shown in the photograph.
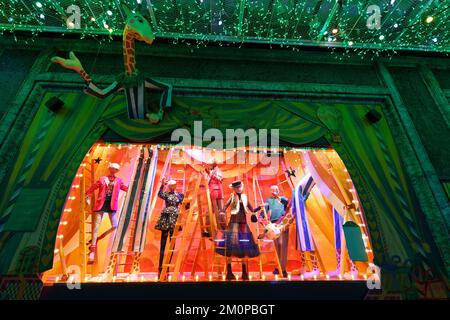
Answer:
[205,160,225,230]
[262,185,291,278]
[216,180,262,281]
[155,178,184,279]
[85,163,128,263]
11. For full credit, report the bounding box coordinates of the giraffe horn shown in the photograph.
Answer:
[121,2,133,18]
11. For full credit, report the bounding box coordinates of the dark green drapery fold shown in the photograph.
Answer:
[102,95,327,145]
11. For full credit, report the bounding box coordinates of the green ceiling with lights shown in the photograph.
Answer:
[0,0,449,53]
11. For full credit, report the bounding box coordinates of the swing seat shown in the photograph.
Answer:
[343,221,368,262]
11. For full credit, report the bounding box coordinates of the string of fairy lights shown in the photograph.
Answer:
[0,0,448,57]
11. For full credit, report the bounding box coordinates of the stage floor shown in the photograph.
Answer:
[44,270,366,284]
[41,279,370,300]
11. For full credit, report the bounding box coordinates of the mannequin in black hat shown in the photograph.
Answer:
[216,180,263,280]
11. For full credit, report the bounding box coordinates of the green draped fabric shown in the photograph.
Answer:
[102,95,327,145]
[0,90,446,297]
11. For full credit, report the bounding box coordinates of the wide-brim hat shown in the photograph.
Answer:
[229,180,243,188]
[109,163,120,170]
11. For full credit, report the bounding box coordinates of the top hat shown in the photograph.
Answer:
[229,180,243,188]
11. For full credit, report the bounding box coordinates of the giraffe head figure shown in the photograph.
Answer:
[121,3,155,45]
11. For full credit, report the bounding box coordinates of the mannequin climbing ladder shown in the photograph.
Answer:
[159,172,202,281]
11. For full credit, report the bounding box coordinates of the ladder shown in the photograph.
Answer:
[104,146,147,280]
[183,174,215,279]
[159,172,202,281]
[78,156,99,280]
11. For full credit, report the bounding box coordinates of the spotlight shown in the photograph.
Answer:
[45,97,64,113]
[365,110,382,124]
[425,16,434,24]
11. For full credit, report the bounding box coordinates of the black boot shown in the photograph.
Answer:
[242,263,249,281]
[226,263,235,281]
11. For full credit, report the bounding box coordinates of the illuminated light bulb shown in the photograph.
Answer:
[287,274,292,281]
[348,41,353,46]
[154,276,158,282]
[359,224,366,227]
[8,17,13,23]
[425,16,434,24]
[275,275,279,281]
[57,235,64,239]
[107,10,113,16]
[35,2,43,8]
[54,249,59,254]
[55,276,60,283]
[338,274,343,280]
[195,275,199,282]
[249,275,253,281]
[112,276,116,282]
[168,275,172,282]
[323,31,328,35]
[379,35,385,40]
[103,23,109,29]
[236,274,240,281]
[313,274,317,280]
[137,0,142,3]
[394,23,398,28]
[390,0,395,5]
[363,274,368,280]
[209,275,212,281]
[326,274,330,280]
[261,274,266,281]
[182,275,186,282]
[222,274,226,281]
[140,276,144,282]
[218,20,223,26]
[39,14,45,19]
[300,275,304,281]
[432,38,438,43]
[332,28,338,34]
[351,274,355,280]
[90,17,95,22]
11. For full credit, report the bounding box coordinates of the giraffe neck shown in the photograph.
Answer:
[123,28,137,76]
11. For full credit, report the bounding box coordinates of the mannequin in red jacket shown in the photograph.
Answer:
[85,162,128,263]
